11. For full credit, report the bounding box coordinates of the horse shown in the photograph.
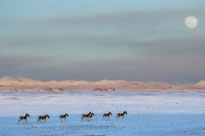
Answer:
[59,113,69,122]
[116,111,127,120]
[17,113,30,124]
[103,112,112,120]
[89,112,95,117]
[37,115,50,123]
[81,112,95,121]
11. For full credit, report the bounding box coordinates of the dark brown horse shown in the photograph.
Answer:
[17,113,30,124]
[116,111,127,120]
[37,115,50,123]
[81,112,95,121]
[59,113,69,122]
[103,112,112,119]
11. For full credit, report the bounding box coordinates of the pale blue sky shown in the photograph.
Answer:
[0,0,205,83]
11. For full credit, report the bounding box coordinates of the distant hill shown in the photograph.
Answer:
[196,81,205,86]
[0,76,204,91]
[0,76,37,82]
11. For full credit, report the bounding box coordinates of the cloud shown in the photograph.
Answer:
[32,7,205,26]
[0,53,205,83]
[1,7,205,47]
[124,36,205,56]
[0,55,57,77]
[0,7,205,83]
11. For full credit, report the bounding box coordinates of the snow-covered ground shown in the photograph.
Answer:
[1,114,205,136]
[0,90,205,135]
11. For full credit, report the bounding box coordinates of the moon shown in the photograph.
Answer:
[185,16,198,29]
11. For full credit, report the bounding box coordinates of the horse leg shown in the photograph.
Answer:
[25,119,27,124]
[38,119,42,124]
[17,119,21,124]
[122,115,125,120]
[25,119,29,124]
[22,119,25,124]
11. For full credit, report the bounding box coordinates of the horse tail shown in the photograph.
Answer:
[37,117,40,123]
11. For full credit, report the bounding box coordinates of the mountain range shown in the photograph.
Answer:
[0,76,204,91]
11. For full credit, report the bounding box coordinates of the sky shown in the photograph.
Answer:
[0,0,205,83]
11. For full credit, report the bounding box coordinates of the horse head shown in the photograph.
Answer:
[123,111,127,115]
[88,112,94,116]
[25,113,30,117]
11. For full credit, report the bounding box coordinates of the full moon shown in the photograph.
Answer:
[185,16,198,29]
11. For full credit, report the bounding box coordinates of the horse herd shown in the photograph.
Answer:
[17,111,128,124]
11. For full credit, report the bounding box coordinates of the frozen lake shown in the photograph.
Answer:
[0,90,205,135]
[0,114,205,136]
